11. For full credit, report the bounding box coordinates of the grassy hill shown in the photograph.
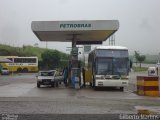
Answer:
[0,44,69,61]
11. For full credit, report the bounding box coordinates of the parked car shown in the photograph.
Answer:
[1,68,9,75]
[36,70,63,88]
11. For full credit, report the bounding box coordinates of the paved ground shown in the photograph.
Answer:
[0,72,160,119]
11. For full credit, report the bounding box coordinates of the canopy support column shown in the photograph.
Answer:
[68,34,81,89]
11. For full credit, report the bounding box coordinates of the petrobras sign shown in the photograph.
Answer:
[59,23,92,30]
[32,20,119,32]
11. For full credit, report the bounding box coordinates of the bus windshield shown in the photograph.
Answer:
[96,58,128,75]
[113,58,128,75]
[96,58,112,75]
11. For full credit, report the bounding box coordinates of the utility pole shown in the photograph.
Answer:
[109,34,115,46]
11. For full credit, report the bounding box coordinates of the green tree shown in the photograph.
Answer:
[41,50,60,70]
[134,51,146,68]
[0,49,10,56]
[58,53,70,68]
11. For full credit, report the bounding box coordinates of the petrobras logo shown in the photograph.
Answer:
[60,23,91,29]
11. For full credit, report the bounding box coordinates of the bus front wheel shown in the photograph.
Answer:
[120,87,124,91]
[17,68,22,73]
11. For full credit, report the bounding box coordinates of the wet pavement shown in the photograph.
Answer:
[0,83,35,97]
[0,72,159,115]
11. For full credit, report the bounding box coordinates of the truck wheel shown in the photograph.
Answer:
[37,82,40,88]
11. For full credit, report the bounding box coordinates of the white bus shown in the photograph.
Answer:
[0,56,38,73]
[88,46,129,91]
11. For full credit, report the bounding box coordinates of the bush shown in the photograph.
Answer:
[133,66,148,72]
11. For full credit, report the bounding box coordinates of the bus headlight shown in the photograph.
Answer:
[121,76,129,80]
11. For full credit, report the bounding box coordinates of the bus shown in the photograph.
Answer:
[0,56,38,73]
[88,46,129,91]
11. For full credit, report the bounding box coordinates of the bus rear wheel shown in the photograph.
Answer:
[22,68,28,73]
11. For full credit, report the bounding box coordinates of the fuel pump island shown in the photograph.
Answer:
[31,20,119,89]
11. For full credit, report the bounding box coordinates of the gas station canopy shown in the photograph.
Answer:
[31,20,119,44]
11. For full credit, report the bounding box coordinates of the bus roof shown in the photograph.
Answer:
[0,58,13,63]
[0,56,38,58]
[95,46,128,50]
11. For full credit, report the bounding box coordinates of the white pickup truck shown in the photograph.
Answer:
[36,70,63,88]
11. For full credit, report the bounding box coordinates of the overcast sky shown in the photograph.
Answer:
[0,0,160,54]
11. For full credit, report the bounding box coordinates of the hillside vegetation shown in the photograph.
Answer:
[0,44,70,69]
[130,54,159,64]
[0,44,159,65]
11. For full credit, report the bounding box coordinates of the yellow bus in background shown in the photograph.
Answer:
[0,56,38,73]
